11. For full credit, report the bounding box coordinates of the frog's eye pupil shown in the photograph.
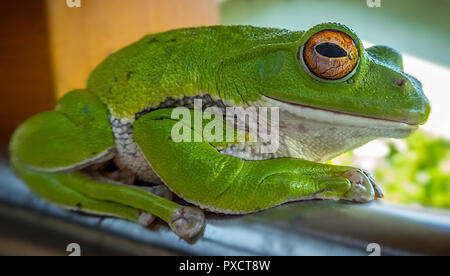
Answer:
[315,43,347,58]
[301,29,359,80]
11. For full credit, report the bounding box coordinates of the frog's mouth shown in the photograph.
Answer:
[263,96,417,134]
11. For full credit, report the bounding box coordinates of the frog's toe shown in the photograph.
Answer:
[138,210,155,226]
[361,170,384,199]
[341,169,378,203]
[170,206,205,240]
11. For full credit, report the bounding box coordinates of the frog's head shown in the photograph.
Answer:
[256,22,430,139]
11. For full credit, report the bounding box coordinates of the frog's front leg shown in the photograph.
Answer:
[134,108,383,214]
[10,90,204,239]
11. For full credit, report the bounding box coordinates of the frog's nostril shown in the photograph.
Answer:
[394,79,406,87]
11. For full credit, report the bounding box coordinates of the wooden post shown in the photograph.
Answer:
[46,0,219,98]
[0,0,219,143]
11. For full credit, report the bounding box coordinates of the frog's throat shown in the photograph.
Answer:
[218,95,417,163]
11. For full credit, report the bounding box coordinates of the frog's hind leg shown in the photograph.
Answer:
[10,89,204,239]
[12,160,204,239]
[12,161,156,226]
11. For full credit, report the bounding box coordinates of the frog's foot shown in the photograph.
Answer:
[169,206,205,240]
[341,169,383,203]
[138,210,155,226]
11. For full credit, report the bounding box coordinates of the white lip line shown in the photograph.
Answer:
[271,97,404,124]
[262,96,415,130]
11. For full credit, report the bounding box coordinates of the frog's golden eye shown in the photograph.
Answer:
[302,29,359,80]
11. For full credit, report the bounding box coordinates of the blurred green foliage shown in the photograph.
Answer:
[332,131,450,209]
[375,131,450,209]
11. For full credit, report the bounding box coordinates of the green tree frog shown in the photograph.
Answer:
[9,23,430,239]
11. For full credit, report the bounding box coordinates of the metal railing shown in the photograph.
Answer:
[1,146,449,256]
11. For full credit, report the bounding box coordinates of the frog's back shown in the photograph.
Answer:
[86,25,303,120]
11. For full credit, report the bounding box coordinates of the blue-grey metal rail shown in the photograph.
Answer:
[0,146,449,256]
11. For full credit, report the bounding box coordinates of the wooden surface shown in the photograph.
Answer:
[0,0,219,143]
[0,1,55,144]
[46,0,219,98]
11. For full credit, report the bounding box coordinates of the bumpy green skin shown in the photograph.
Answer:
[88,24,429,124]
[87,25,302,119]
[10,90,114,170]
[9,23,430,239]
